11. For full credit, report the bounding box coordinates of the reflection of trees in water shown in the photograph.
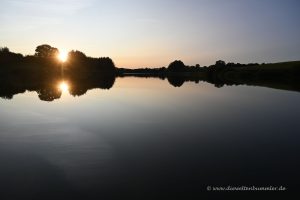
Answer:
[1,69,299,101]
[37,87,62,102]
[69,74,116,97]
[0,72,116,102]
[69,86,87,97]
[32,81,63,102]
[167,76,185,87]
[0,86,26,100]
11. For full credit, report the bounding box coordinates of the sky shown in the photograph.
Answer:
[0,0,300,68]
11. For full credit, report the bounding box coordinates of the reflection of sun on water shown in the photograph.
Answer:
[58,82,69,93]
[58,50,68,62]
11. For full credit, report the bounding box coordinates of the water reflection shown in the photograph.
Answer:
[0,72,299,101]
[0,74,116,101]
[1,76,300,199]
[38,85,62,102]
[1,77,299,199]
[58,81,69,93]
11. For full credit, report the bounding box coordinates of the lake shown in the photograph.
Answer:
[0,77,299,199]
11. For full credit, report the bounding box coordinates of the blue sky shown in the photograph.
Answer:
[0,0,299,67]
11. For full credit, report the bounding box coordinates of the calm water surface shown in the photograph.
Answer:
[0,77,299,199]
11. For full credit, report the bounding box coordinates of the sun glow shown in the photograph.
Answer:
[58,81,69,93]
[58,50,68,62]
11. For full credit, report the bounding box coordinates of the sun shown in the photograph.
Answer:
[58,50,68,62]
[58,81,69,93]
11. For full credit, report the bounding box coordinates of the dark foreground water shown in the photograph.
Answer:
[0,77,299,199]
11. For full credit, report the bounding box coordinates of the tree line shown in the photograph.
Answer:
[1,45,299,101]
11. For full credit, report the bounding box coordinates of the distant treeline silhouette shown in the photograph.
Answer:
[118,59,300,89]
[1,45,300,101]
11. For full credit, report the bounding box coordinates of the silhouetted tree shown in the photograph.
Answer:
[168,60,186,72]
[35,44,58,58]
[215,60,226,67]
[0,47,10,53]
[0,47,23,64]
[97,57,115,71]
[68,50,87,60]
